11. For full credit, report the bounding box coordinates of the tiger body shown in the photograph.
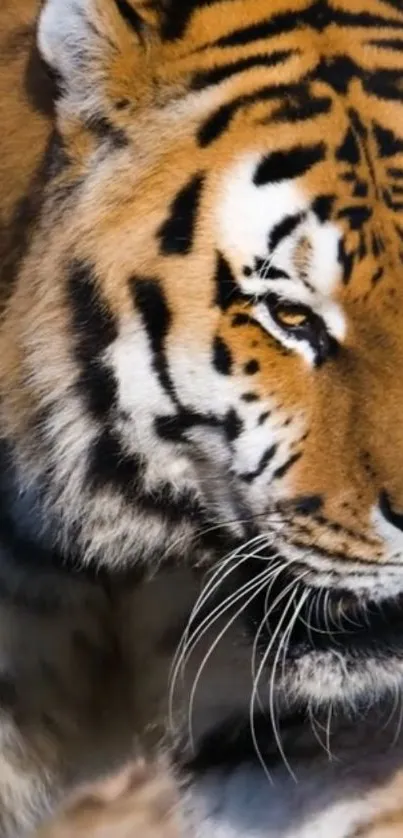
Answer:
[2,0,403,836]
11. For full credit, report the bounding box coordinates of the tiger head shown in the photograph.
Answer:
[3,0,403,707]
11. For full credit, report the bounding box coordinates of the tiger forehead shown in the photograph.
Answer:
[43,0,403,315]
[150,0,403,298]
[214,152,342,307]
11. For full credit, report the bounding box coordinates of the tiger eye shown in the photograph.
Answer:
[275,309,309,328]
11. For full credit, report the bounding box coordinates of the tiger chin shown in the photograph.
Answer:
[2,0,403,836]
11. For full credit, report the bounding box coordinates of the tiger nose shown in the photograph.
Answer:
[379,491,403,533]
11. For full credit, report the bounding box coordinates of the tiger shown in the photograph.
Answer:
[3,0,403,835]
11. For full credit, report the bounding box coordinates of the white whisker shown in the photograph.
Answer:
[168,554,272,731]
[268,587,310,782]
[186,571,274,753]
[251,561,301,715]
[249,577,309,784]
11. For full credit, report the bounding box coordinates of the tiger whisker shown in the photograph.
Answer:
[250,560,302,716]
[186,571,277,753]
[307,699,335,763]
[162,509,287,562]
[169,557,260,728]
[192,531,280,616]
[169,552,276,712]
[269,587,310,781]
[169,526,289,731]
[180,530,287,658]
[170,534,275,677]
[249,571,310,770]
[183,560,282,669]
[181,540,281,658]
[249,584,304,784]
[169,559,282,735]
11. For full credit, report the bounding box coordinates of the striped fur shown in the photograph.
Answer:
[2,0,403,835]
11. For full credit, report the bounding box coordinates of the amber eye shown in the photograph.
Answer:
[274,308,309,329]
[264,294,339,366]
[268,298,312,332]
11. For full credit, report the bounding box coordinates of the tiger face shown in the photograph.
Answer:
[3,0,403,708]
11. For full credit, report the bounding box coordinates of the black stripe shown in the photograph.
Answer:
[268,93,332,124]
[115,0,144,34]
[239,445,278,483]
[68,262,118,420]
[215,252,242,310]
[254,143,326,186]
[88,427,204,522]
[371,231,384,257]
[158,174,204,255]
[372,267,384,286]
[88,428,143,501]
[272,452,302,480]
[191,50,294,90]
[312,195,335,222]
[258,411,270,426]
[364,68,403,101]
[154,410,220,443]
[315,55,359,95]
[336,127,361,165]
[130,277,176,400]
[201,1,403,52]
[338,239,355,284]
[352,181,368,199]
[85,113,128,149]
[232,313,254,327]
[203,7,317,50]
[377,0,403,13]
[337,205,372,230]
[161,0,239,40]
[197,83,303,147]
[198,100,236,146]
[223,408,243,441]
[0,134,72,313]
[241,392,260,403]
[213,336,233,375]
[368,37,403,51]
[254,260,290,280]
[328,8,403,29]
[383,190,403,211]
[269,213,304,252]
[373,123,403,158]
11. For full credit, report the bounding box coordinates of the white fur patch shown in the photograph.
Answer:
[38,0,92,70]
[214,155,346,364]
[216,157,307,276]
[371,504,403,557]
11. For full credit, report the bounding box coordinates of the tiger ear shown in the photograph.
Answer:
[37,0,160,121]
